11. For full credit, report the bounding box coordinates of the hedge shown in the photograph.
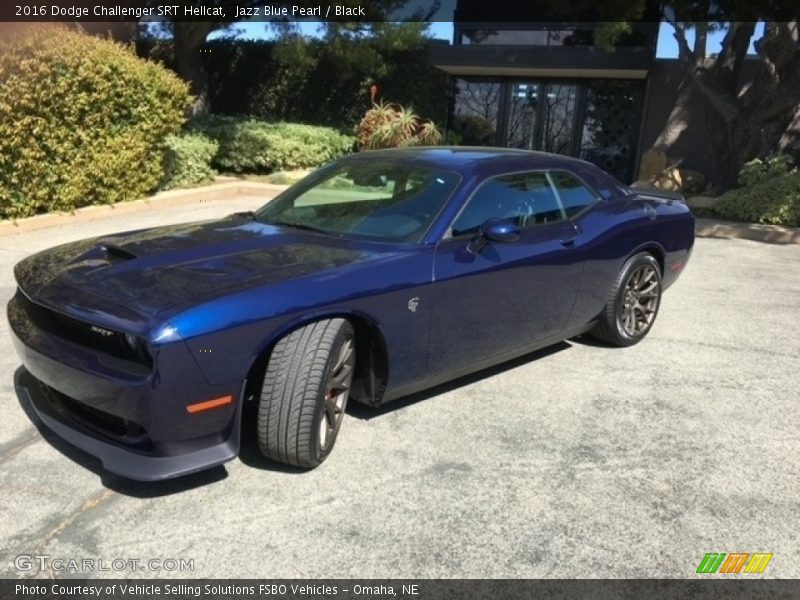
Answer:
[0,25,191,219]
[737,155,794,187]
[160,133,218,190]
[188,116,355,173]
[715,170,800,227]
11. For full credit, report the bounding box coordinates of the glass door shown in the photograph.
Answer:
[506,82,540,150]
[505,81,578,156]
[540,83,578,155]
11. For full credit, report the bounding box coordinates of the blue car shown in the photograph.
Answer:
[8,148,694,480]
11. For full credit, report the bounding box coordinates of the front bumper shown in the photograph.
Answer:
[8,292,242,481]
[20,380,240,481]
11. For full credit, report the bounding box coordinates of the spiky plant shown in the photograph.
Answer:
[354,101,442,150]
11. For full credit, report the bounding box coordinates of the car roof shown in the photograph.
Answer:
[344,146,595,178]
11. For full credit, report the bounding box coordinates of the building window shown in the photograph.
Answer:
[452,80,501,146]
[507,82,540,150]
[541,84,578,155]
[448,77,645,182]
[460,29,550,46]
[507,82,578,156]
[458,26,646,47]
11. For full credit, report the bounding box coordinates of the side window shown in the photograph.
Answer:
[451,172,565,237]
[550,171,599,217]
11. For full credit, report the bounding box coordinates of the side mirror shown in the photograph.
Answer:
[480,218,520,243]
[467,218,520,254]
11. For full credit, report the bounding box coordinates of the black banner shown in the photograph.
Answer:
[4,0,796,24]
[3,580,800,600]
[0,1,436,23]
[0,0,685,24]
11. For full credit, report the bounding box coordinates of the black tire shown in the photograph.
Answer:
[257,319,355,468]
[590,252,662,347]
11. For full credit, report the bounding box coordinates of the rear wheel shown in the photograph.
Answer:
[590,252,662,347]
[257,319,355,468]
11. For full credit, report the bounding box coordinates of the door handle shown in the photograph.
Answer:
[561,237,577,248]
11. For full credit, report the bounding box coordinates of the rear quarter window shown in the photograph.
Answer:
[550,171,600,217]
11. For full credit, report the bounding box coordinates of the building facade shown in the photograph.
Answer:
[428,2,663,183]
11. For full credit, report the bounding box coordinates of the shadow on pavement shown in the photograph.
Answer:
[346,339,573,421]
[568,332,614,348]
[238,339,572,473]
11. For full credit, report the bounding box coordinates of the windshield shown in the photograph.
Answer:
[254,159,461,243]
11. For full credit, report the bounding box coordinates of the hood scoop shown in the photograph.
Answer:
[101,244,138,262]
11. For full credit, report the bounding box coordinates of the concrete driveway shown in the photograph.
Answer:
[1,197,798,579]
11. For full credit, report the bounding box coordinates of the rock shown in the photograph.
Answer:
[686,195,719,210]
[652,167,682,191]
[638,149,669,182]
[636,150,707,193]
[630,180,654,190]
[679,169,707,193]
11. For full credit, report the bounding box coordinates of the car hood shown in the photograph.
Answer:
[14,216,373,320]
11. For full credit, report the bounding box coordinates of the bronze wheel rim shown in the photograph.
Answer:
[620,264,660,337]
[318,338,355,451]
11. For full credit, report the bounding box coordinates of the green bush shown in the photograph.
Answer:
[715,170,800,227]
[160,133,218,190]
[0,25,191,219]
[737,154,794,187]
[188,116,355,173]
[450,114,496,146]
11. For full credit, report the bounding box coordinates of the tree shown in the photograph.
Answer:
[660,13,800,188]
[157,0,411,114]
[564,0,799,188]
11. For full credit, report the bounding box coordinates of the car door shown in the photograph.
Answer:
[551,168,644,328]
[427,170,585,378]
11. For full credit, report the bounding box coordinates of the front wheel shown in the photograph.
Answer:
[257,319,355,468]
[590,252,662,347]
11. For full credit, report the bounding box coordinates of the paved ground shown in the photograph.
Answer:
[0,197,799,579]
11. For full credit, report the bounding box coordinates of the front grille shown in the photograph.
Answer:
[42,384,153,451]
[16,291,153,368]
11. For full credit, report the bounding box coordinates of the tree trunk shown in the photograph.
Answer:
[650,20,800,190]
[653,78,694,152]
[173,23,213,116]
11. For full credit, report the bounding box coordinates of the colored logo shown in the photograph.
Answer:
[696,552,773,574]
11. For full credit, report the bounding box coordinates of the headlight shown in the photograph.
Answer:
[119,332,153,367]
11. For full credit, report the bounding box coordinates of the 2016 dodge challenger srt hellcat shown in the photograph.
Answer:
[8,148,694,480]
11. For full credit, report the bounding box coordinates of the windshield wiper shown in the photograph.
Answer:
[268,220,328,235]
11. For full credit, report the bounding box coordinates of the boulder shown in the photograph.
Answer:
[652,167,682,191]
[679,169,707,193]
[686,195,719,210]
[638,149,669,182]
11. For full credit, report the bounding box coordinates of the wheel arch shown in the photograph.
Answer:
[627,242,665,275]
[242,310,389,408]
